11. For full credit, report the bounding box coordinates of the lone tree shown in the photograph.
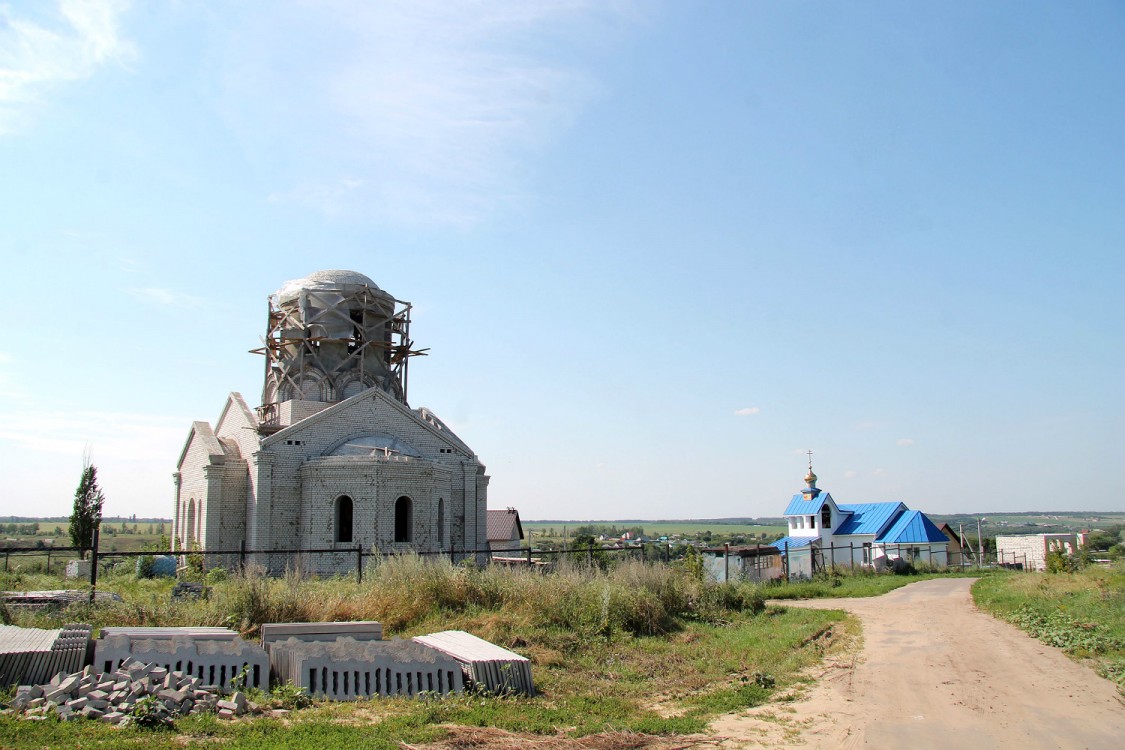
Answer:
[69,460,105,558]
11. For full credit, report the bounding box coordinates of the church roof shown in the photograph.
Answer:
[834,502,907,536]
[876,510,949,544]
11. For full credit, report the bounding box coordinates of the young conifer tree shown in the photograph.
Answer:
[69,455,105,558]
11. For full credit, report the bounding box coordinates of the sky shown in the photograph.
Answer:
[1,1,1122,522]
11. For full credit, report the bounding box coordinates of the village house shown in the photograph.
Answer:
[995,533,1087,571]
[486,508,524,558]
[702,544,783,583]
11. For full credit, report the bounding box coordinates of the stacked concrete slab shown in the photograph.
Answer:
[0,623,92,687]
[413,630,534,696]
[94,627,268,691]
[269,636,463,699]
[10,658,234,723]
[260,621,383,649]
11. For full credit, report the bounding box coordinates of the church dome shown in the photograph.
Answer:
[274,269,390,304]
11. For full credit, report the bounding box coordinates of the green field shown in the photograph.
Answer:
[931,512,1125,537]
[0,518,171,576]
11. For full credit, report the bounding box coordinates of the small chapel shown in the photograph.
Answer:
[771,458,950,577]
[172,270,489,572]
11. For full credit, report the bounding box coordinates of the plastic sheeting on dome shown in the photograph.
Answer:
[328,434,422,459]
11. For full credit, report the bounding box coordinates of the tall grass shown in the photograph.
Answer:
[2,556,764,645]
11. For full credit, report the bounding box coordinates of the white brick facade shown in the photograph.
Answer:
[174,389,490,572]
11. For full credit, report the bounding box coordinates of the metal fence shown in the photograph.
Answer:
[774,540,1029,578]
[0,531,1029,596]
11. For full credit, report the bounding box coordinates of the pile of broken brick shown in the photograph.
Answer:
[7,658,261,725]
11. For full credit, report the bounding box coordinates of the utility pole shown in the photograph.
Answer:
[976,517,985,563]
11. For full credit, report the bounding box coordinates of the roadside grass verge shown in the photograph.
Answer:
[0,558,853,749]
[763,565,984,600]
[972,563,1125,693]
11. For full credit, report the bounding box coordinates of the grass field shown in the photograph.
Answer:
[0,558,971,748]
[972,562,1125,694]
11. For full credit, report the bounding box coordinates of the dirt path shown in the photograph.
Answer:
[710,578,1125,749]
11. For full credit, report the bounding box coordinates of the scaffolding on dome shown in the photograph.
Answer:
[250,272,428,428]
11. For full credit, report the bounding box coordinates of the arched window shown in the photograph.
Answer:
[394,496,413,543]
[821,504,831,530]
[335,496,354,543]
[186,499,196,545]
[437,498,445,548]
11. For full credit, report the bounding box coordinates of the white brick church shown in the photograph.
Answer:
[172,270,489,571]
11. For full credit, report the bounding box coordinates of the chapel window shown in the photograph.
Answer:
[821,505,831,529]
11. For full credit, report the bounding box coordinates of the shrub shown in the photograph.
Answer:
[131,695,175,729]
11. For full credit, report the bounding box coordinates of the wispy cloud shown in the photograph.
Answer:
[896,438,915,446]
[0,352,25,401]
[734,406,761,417]
[0,1,135,135]
[128,287,205,307]
[0,409,189,464]
[872,468,886,476]
[843,470,858,479]
[218,0,636,225]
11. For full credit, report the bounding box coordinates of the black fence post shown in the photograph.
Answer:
[356,544,363,583]
[88,524,100,605]
[239,539,246,574]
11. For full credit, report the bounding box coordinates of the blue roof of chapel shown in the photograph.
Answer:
[771,536,818,550]
[875,510,949,544]
[784,491,834,516]
[834,502,907,536]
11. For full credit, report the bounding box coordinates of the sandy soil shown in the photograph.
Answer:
[710,578,1125,749]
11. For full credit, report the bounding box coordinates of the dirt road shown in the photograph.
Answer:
[712,578,1125,749]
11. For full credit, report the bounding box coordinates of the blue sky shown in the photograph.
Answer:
[1,1,1122,521]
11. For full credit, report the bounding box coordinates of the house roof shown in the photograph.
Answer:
[877,510,949,544]
[936,522,963,545]
[486,509,523,542]
[703,545,780,557]
[771,535,819,550]
[784,491,838,516]
[834,502,907,536]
